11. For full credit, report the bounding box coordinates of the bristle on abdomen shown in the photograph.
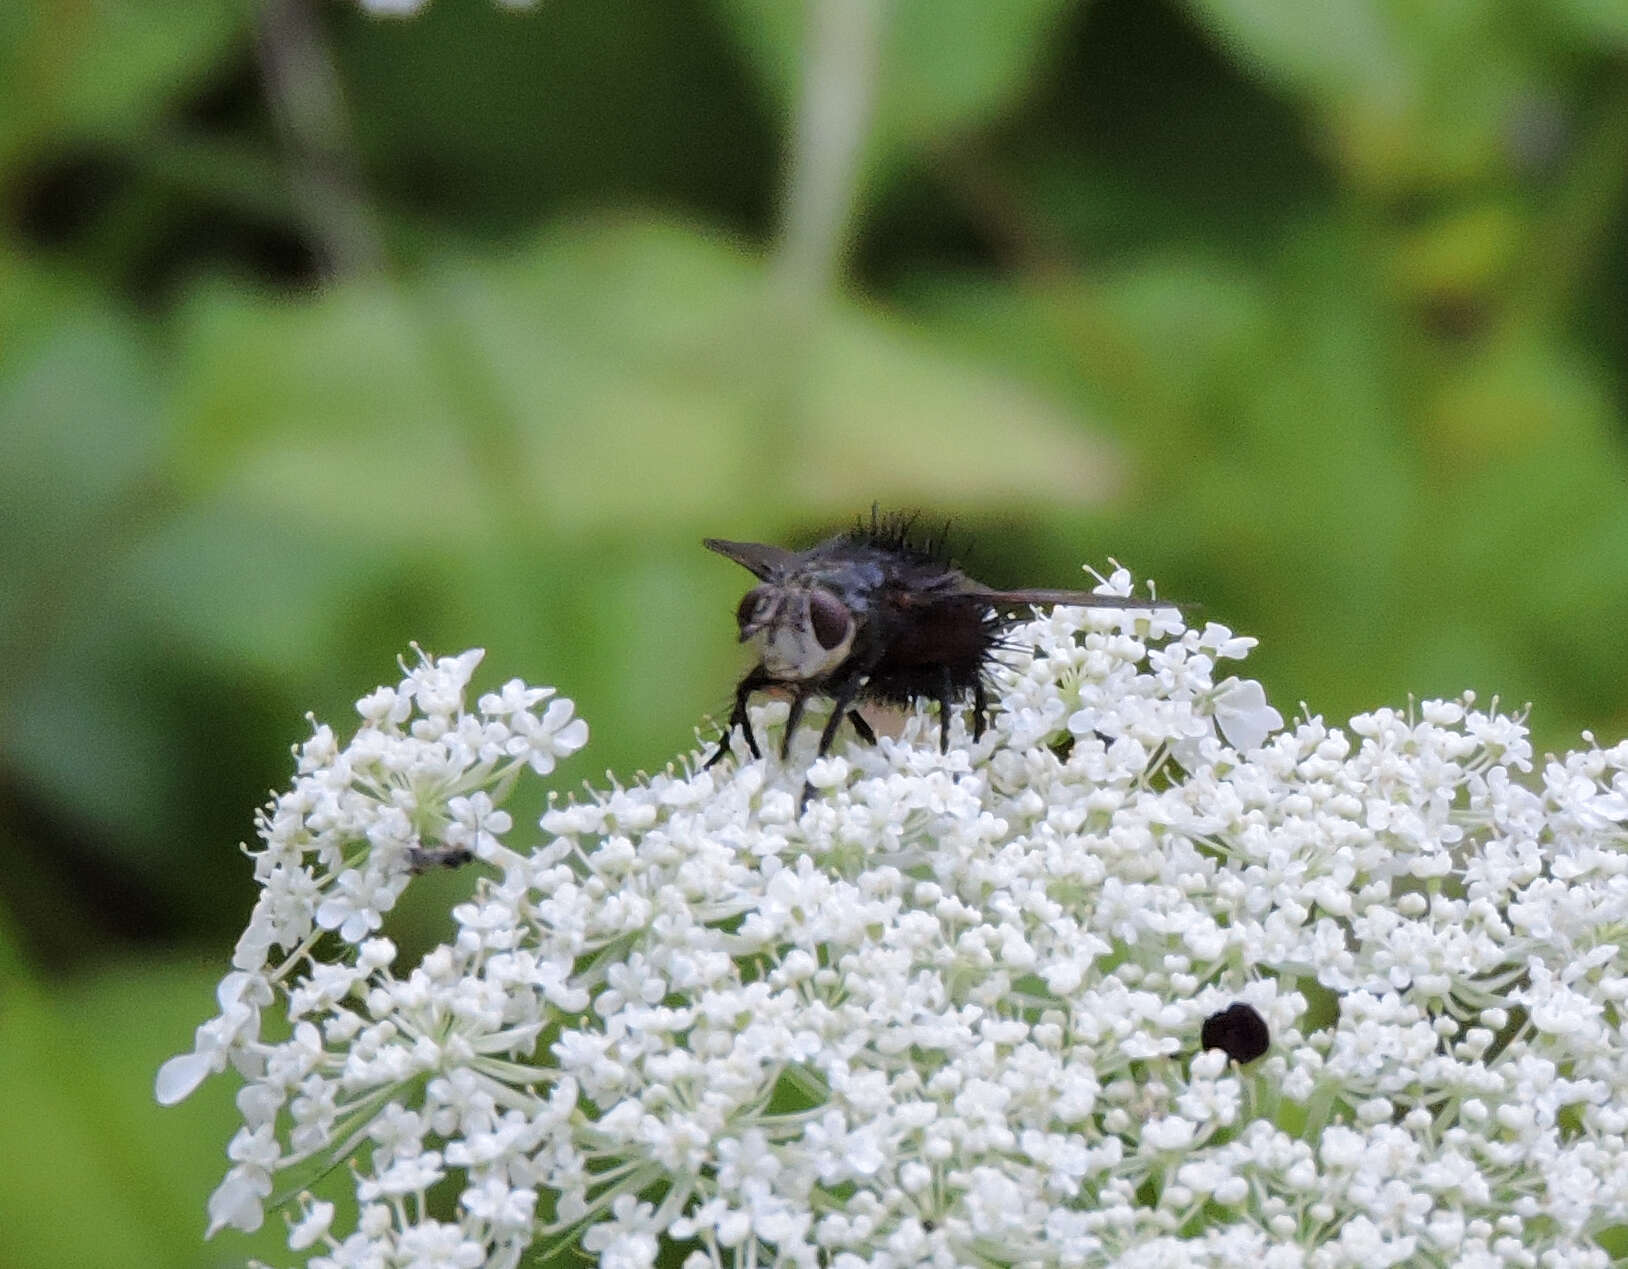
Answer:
[843,506,959,569]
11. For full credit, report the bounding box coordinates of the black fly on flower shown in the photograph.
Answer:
[704,510,1183,805]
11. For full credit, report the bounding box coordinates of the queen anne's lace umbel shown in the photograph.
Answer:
[161,577,1628,1267]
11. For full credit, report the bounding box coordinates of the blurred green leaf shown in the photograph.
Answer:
[0,944,287,1267]
[1385,202,1521,300]
[332,0,776,233]
[871,0,1076,157]
[1551,0,1628,49]
[120,504,407,674]
[0,301,165,627]
[1182,0,1406,107]
[0,0,242,172]
[1184,0,1544,189]
[0,295,176,841]
[899,252,1269,456]
[168,217,1129,537]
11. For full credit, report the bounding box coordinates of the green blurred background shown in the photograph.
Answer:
[5,0,1628,1262]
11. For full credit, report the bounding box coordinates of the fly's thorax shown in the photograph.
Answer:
[737,582,856,681]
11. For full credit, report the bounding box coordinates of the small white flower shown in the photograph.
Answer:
[1142,1115,1198,1152]
[288,1198,335,1250]
[358,0,432,15]
[1210,676,1283,751]
[513,698,589,775]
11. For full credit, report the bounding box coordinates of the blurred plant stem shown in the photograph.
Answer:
[256,0,384,278]
[761,0,883,446]
[254,0,552,533]
[772,0,881,310]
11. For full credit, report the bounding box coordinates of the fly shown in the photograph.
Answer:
[703,511,1179,806]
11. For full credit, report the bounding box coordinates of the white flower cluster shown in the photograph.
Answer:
[162,579,1628,1268]
[155,648,587,1236]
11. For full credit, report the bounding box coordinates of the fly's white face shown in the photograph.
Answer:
[737,583,856,681]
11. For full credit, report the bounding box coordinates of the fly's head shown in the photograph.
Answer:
[735,581,856,681]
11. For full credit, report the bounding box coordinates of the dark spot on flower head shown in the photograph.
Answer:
[1201,1002,1269,1064]
[406,845,475,874]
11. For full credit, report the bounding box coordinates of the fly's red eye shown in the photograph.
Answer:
[808,589,852,650]
[737,587,768,630]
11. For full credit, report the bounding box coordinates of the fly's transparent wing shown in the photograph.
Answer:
[972,587,1186,611]
[704,538,799,581]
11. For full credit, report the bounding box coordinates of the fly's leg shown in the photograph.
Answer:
[706,666,772,768]
[781,689,811,760]
[972,676,988,742]
[846,710,877,745]
[934,666,955,752]
[800,669,870,810]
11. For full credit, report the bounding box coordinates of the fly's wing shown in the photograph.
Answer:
[958,585,1188,612]
[703,537,799,580]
